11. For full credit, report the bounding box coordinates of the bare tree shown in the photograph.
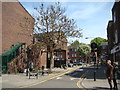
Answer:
[34,2,82,72]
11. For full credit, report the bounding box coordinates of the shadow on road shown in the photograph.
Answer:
[85,64,107,79]
[65,64,108,80]
[90,87,110,90]
[65,65,94,78]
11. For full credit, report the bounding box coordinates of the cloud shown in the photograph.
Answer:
[68,2,108,20]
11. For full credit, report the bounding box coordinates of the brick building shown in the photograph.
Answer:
[107,21,114,60]
[34,33,68,68]
[2,2,34,53]
[100,42,108,63]
[68,46,81,63]
[2,1,35,73]
[51,37,68,68]
[107,2,120,65]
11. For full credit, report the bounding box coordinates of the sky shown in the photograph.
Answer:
[19,0,114,44]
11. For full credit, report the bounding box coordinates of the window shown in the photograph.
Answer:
[69,55,72,57]
[75,48,77,52]
[72,48,74,51]
[72,54,74,57]
[115,30,118,43]
[113,11,116,23]
[74,59,77,62]
[67,50,69,53]
[75,54,77,57]
[68,55,70,57]
[59,55,63,58]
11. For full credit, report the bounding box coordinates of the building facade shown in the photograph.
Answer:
[100,42,108,63]
[34,33,68,69]
[2,2,34,54]
[2,1,35,73]
[107,2,120,65]
[68,46,81,63]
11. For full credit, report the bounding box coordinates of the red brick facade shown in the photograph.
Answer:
[34,34,68,68]
[68,46,81,63]
[2,1,34,73]
[2,2,34,53]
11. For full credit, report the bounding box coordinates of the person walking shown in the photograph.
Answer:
[113,62,118,90]
[106,60,113,90]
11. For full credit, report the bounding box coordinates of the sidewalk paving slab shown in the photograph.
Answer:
[81,64,120,90]
[1,66,81,88]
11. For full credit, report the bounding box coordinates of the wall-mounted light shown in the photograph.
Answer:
[41,49,46,55]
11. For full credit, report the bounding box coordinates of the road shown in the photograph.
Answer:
[2,65,120,89]
[25,67,88,88]
[2,65,92,89]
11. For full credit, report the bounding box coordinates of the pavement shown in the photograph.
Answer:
[1,64,120,89]
[1,66,81,88]
[81,64,120,90]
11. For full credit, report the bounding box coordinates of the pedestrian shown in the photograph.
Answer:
[106,60,113,90]
[113,62,118,90]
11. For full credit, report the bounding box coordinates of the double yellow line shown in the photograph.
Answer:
[77,71,88,89]
[19,66,82,88]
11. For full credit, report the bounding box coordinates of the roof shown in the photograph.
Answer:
[18,1,35,21]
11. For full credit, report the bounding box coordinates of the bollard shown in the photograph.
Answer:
[97,63,99,69]
[42,66,45,76]
[94,70,96,81]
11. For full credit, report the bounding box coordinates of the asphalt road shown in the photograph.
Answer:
[28,67,88,88]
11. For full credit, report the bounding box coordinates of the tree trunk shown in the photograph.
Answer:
[49,51,54,73]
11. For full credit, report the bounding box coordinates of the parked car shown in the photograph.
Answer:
[68,63,74,67]
[73,62,83,66]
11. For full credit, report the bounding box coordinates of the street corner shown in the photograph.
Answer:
[81,78,110,89]
[76,70,88,88]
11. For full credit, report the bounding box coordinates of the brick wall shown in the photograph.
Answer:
[40,52,47,69]
[2,2,34,53]
[68,46,81,63]
[35,34,68,68]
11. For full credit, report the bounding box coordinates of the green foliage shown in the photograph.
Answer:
[77,44,91,57]
[90,37,107,47]
[69,40,86,47]
[90,37,108,55]
[70,40,80,46]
